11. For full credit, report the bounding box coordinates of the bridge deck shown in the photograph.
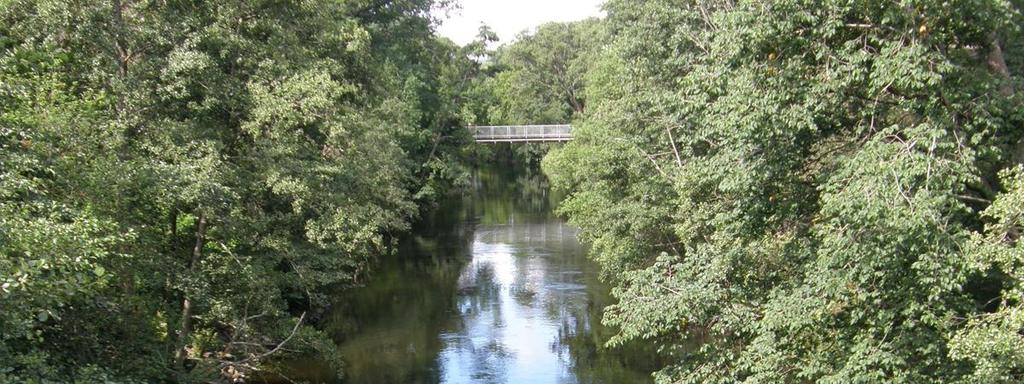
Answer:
[469,125,572,143]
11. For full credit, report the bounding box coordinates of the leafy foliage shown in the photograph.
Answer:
[545,1,1024,383]
[0,0,479,382]
[464,20,606,167]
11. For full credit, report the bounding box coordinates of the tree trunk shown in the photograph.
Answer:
[169,208,178,239]
[567,90,584,114]
[987,33,1023,242]
[110,0,131,77]
[988,34,1023,165]
[174,214,206,369]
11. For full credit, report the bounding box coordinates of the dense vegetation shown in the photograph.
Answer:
[463,20,604,167]
[545,0,1024,383]
[0,0,483,382]
[5,0,1024,383]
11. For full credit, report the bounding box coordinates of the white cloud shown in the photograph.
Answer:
[434,0,605,46]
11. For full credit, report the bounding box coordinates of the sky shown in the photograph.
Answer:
[434,0,605,46]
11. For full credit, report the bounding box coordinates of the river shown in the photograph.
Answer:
[279,164,657,383]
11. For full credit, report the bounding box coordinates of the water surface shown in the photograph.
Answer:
[286,166,656,383]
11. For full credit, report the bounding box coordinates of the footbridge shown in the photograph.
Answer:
[469,125,572,143]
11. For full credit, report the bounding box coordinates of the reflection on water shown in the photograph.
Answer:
[285,165,656,383]
[441,222,598,384]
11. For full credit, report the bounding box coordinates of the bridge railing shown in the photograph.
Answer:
[468,125,572,142]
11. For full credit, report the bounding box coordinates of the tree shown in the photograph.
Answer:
[486,19,605,125]
[545,1,1024,382]
[0,0,475,382]
[464,19,606,168]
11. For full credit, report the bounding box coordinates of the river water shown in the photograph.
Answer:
[283,165,656,383]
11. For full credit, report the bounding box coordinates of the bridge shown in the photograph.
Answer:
[469,125,572,143]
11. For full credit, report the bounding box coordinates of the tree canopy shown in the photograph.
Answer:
[5,0,1024,383]
[0,0,481,382]
[461,20,606,167]
[545,0,1024,382]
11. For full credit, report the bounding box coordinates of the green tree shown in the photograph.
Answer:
[467,20,606,168]
[489,20,603,124]
[0,0,476,382]
[545,1,1024,383]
